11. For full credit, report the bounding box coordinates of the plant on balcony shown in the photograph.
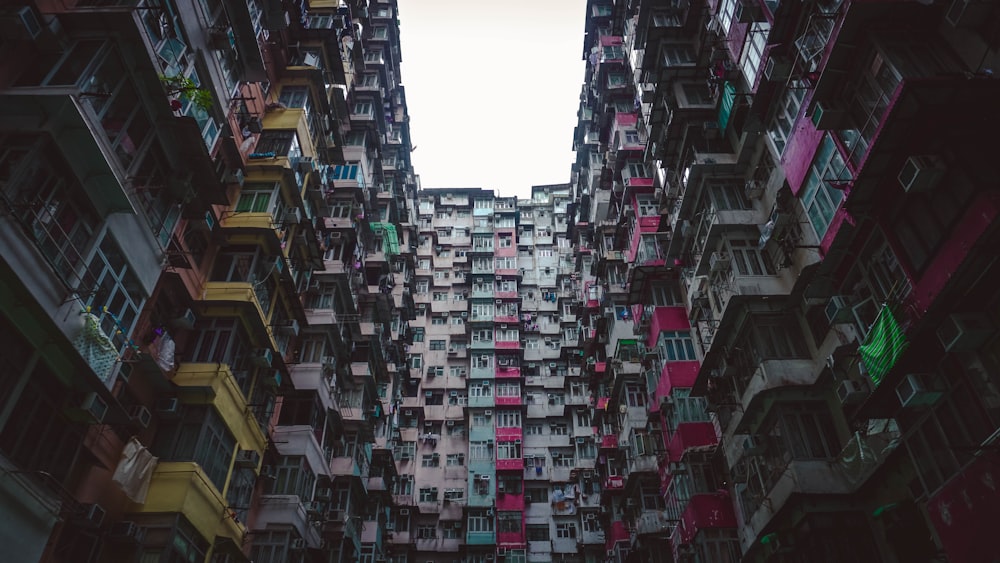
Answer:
[159,74,213,112]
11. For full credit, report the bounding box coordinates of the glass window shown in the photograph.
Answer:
[801,134,851,240]
[740,22,771,86]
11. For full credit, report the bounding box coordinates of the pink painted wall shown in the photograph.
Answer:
[648,307,690,347]
[909,191,1000,315]
[495,395,522,407]
[678,493,738,544]
[496,492,525,511]
[667,422,718,463]
[495,427,522,440]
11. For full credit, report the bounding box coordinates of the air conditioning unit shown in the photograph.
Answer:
[66,392,108,424]
[172,308,197,330]
[128,405,152,429]
[155,397,180,418]
[78,503,106,528]
[583,471,594,479]
[290,538,307,550]
[278,318,300,335]
[0,6,43,40]
[191,210,216,232]
[252,348,274,367]
[303,501,324,517]
[404,409,414,416]
[297,156,316,174]
[836,379,868,405]
[743,435,766,456]
[937,312,994,352]
[262,371,282,388]
[484,410,493,416]
[236,449,261,469]
[824,296,851,324]
[575,437,586,444]
[745,180,765,200]
[897,373,944,408]
[108,521,144,543]
[284,208,302,225]
[898,155,945,193]
[446,420,456,426]
[811,101,848,130]
[399,508,410,516]
[710,252,731,272]
[764,55,792,81]
[946,0,993,27]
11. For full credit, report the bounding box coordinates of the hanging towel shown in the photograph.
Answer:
[112,437,158,503]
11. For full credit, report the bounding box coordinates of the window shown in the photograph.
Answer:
[468,511,494,532]
[392,474,413,495]
[768,83,808,155]
[708,180,752,211]
[727,238,776,276]
[578,439,597,459]
[431,316,447,325]
[527,524,550,541]
[663,45,696,66]
[740,22,771,85]
[392,441,416,460]
[525,486,548,503]
[602,44,625,61]
[418,487,439,502]
[801,134,852,240]
[680,82,714,106]
[636,195,658,216]
[498,234,513,247]
[497,441,522,460]
[153,406,237,491]
[83,234,147,355]
[417,525,436,539]
[429,339,447,351]
[718,0,737,33]
[498,511,522,533]
[446,453,465,466]
[269,456,317,499]
[625,384,647,407]
[470,441,492,460]
[409,354,422,369]
[496,409,521,427]
[256,130,301,158]
[526,423,543,435]
[421,454,440,467]
[556,522,577,539]
[659,331,697,361]
[412,327,425,342]
[666,388,711,433]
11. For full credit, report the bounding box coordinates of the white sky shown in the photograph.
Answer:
[397,0,587,198]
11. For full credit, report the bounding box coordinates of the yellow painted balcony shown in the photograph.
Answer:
[220,212,286,253]
[198,281,278,351]
[173,363,268,459]
[136,461,245,545]
[261,108,317,159]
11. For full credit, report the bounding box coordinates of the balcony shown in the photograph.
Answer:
[254,495,322,548]
[134,462,244,545]
[172,363,267,459]
[727,359,819,434]
[198,281,278,351]
[467,530,497,546]
[271,426,330,478]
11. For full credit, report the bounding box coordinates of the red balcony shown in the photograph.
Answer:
[604,475,624,490]
[495,340,520,350]
[495,395,522,407]
[666,422,718,466]
[495,291,519,300]
[495,366,521,379]
[496,457,524,471]
[605,521,630,550]
[495,427,522,442]
[496,492,525,511]
[675,493,738,545]
[600,434,619,450]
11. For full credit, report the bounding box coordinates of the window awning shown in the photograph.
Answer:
[859,305,909,387]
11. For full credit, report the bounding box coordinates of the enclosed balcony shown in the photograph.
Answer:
[172,363,268,459]
[133,462,245,546]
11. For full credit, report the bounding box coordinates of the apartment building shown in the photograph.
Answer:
[2,0,999,561]
[573,0,1000,562]
[0,0,415,562]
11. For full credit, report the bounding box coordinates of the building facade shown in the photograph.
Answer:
[0,0,416,561]
[2,0,1000,562]
[571,0,1000,562]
